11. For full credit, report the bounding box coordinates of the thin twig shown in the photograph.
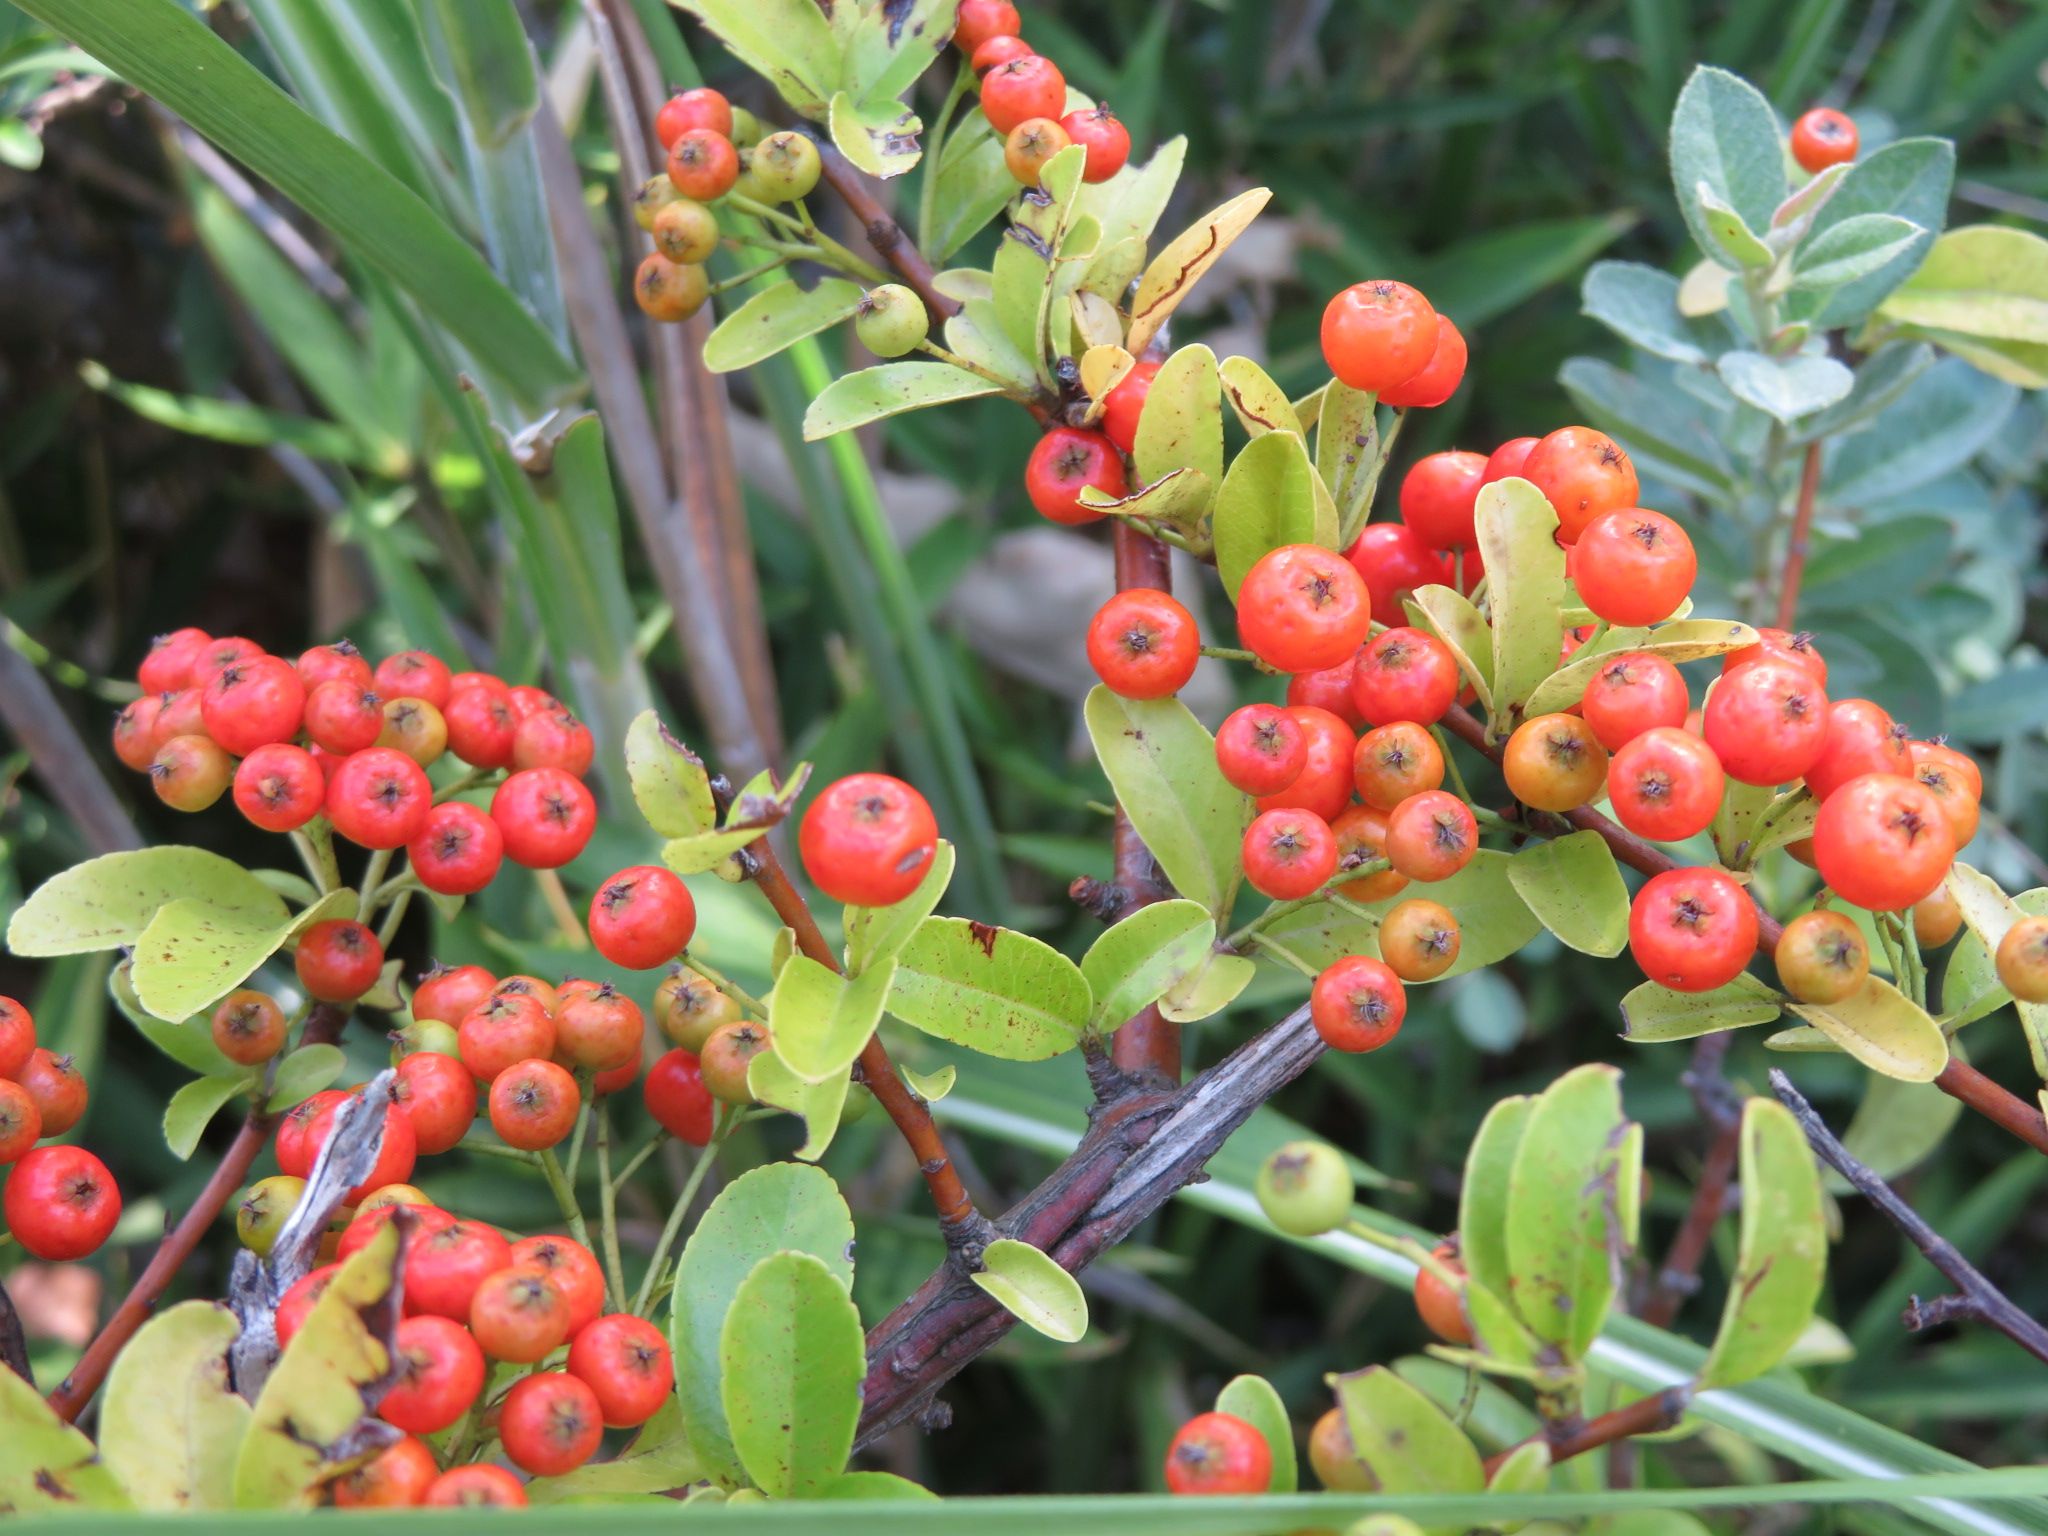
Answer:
[1483,1388,1692,1476]
[1640,1034,1741,1327]
[1771,1071,2048,1365]
[815,143,962,327]
[0,638,141,857]
[1775,442,1824,630]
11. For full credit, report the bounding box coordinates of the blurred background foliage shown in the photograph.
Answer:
[0,0,2045,1506]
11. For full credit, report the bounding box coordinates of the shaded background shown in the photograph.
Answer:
[1,0,2046,1501]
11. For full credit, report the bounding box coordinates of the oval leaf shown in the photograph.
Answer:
[1784,974,1948,1083]
[970,1238,1088,1343]
[101,1301,249,1511]
[1475,476,1566,739]
[720,1251,865,1498]
[1215,1374,1297,1492]
[1332,1364,1485,1495]
[888,917,1090,1060]
[1507,832,1630,957]
[1132,343,1223,508]
[802,362,1002,440]
[266,1044,346,1113]
[1081,899,1216,1031]
[1214,427,1328,600]
[770,956,897,1083]
[8,847,285,958]
[844,841,955,976]
[1126,187,1271,355]
[1698,1099,1827,1388]
[747,1051,852,1163]
[1620,974,1784,1042]
[133,887,355,1024]
[164,1073,256,1161]
[1504,1064,1633,1358]
[1218,355,1302,439]
[703,278,868,375]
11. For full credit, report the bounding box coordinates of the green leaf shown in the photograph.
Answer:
[1405,584,1495,713]
[1333,1365,1486,1495]
[133,888,356,1024]
[1258,850,1539,980]
[100,1301,250,1511]
[110,966,242,1077]
[970,1238,1088,1343]
[624,710,718,839]
[1458,1095,1534,1306]
[164,1072,256,1160]
[720,1251,865,1498]
[1821,358,2017,505]
[929,120,1014,260]
[1489,1439,1552,1496]
[1523,619,1755,717]
[888,917,1091,1060]
[1668,65,1786,266]
[1620,974,1785,1042]
[1474,477,1566,741]
[1698,1099,1827,1389]
[1875,224,2048,385]
[829,91,924,179]
[1694,182,1774,269]
[1507,833,1630,957]
[668,0,839,117]
[1793,213,1926,291]
[1942,866,2048,1076]
[703,279,867,374]
[8,847,285,958]
[747,1051,853,1163]
[802,362,1004,440]
[266,1044,348,1113]
[1075,135,1186,283]
[1791,137,1953,328]
[1833,1066,1964,1187]
[845,840,955,975]
[1081,899,1216,1031]
[1213,428,1331,601]
[1784,975,1949,1083]
[770,956,897,1083]
[1794,342,1934,442]
[527,1399,699,1504]
[671,1163,856,1489]
[19,0,576,413]
[662,764,812,874]
[1315,384,1377,513]
[841,0,958,103]
[1159,951,1256,1023]
[1717,350,1854,423]
[1505,1064,1633,1358]
[1215,1374,1297,1493]
[78,363,391,472]
[1219,355,1305,438]
[1126,187,1270,355]
[1581,261,1712,365]
[1078,466,1214,530]
[1083,687,1250,920]
[0,1366,132,1512]
[815,1470,940,1501]
[1132,344,1223,515]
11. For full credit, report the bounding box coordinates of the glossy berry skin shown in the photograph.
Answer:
[490,767,597,869]
[307,1094,417,1202]
[213,989,288,1066]
[469,1268,570,1364]
[296,919,385,1003]
[1025,426,1123,525]
[1331,804,1407,903]
[634,251,710,324]
[667,128,739,203]
[1061,104,1130,182]
[299,680,381,757]
[1380,314,1468,409]
[1503,714,1609,813]
[501,1371,605,1477]
[568,1313,675,1428]
[510,1235,606,1336]
[799,772,939,907]
[405,802,504,898]
[405,1219,512,1323]
[231,744,325,834]
[654,973,742,1052]
[423,1466,527,1508]
[1351,627,1460,727]
[1609,727,1724,843]
[555,984,644,1073]
[1804,699,1909,803]
[1522,426,1640,543]
[275,1091,349,1178]
[1100,359,1159,454]
[5,1146,120,1261]
[326,747,433,849]
[700,1021,770,1104]
[1482,436,1540,486]
[853,284,928,358]
[443,685,516,769]
[412,965,496,1027]
[1241,809,1338,901]
[1724,626,1828,686]
[1385,790,1477,882]
[0,997,31,1081]
[331,1436,438,1509]
[1629,868,1759,992]
[1215,704,1306,797]
[489,1058,580,1151]
[1255,707,1355,822]
[296,640,372,691]
[1238,544,1373,674]
[979,54,1065,137]
[376,698,448,767]
[655,87,732,147]
[393,1051,476,1156]
[1910,744,1981,848]
[645,1048,716,1146]
[494,975,562,1014]
[1285,657,1366,729]
[157,688,206,740]
[201,656,306,756]
[1813,773,1955,912]
[1087,589,1200,699]
[953,0,1021,52]
[1004,118,1071,186]
[1703,660,1830,786]
[138,627,212,694]
[1775,909,1870,1005]
[152,734,234,812]
[1415,1244,1473,1345]
[1311,956,1407,1053]
[1165,1411,1272,1496]
[1321,280,1438,394]
[586,865,696,971]
[1581,653,1689,752]
[111,695,166,772]
[380,1315,485,1435]
[0,1081,40,1164]
[1398,450,1487,551]
[1995,917,2048,1005]
[1345,526,1451,629]
[371,651,450,710]
[19,1048,87,1136]
[1353,722,1444,811]
[1791,107,1858,173]
[459,995,557,1084]
[1573,509,1697,625]
[1379,898,1460,982]
[512,707,595,778]
[1914,884,1964,949]
[1254,1140,1354,1237]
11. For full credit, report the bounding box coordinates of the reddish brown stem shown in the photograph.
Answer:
[747,839,984,1240]
[49,1001,351,1422]
[1934,1058,2048,1156]
[816,143,960,326]
[1639,1119,1740,1328]
[1484,1388,1690,1476]
[1775,442,1825,631]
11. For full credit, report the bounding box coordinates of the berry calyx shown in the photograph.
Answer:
[1379,897,1461,982]
[1811,772,1955,912]
[1215,703,1308,797]
[1503,713,1609,813]
[1311,955,1407,1053]
[490,767,598,869]
[4,1146,121,1261]
[1061,104,1131,183]
[1003,117,1072,187]
[1353,721,1446,811]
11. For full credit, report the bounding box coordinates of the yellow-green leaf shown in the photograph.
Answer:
[844,840,955,975]
[1215,1374,1296,1492]
[1698,1099,1827,1388]
[1504,1064,1633,1358]
[101,1301,250,1511]
[888,917,1090,1060]
[1219,355,1304,438]
[769,956,896,1083]
[135,887,355,1024]
[1620,973,1784,1042]
[1458,1095,1534,1306]
[1475,477,1566,740]
[527,1398,699,1504]
[701,279,866,375]
[970,1238,1088,1343]
[1132,344,1222,510]
[1784,974,1948,1083]
[1126,188,1271,355]
[720,1251,865,1497]
[1507,832,1630,957]
[747,1050,852,1162]
[8,847,284,958]
[1404,584,1494,712]
[1084,687,1249,919]
[0,1368,133,1512]
[1332,1364,1485,1495]
[1214,428,1331,601]
[1523,619,1756,717]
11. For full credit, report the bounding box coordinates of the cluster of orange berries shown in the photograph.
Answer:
[0,994,118,1263]
[955,0,1132,189]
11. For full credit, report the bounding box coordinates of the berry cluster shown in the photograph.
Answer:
[956,0,1133,189]
[0,995,120,1262]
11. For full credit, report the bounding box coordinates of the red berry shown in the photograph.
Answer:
[644,1048,716,1146]
[1415,1243,1473,1344]
[303,680,385,756]
[212,989,288,1066]
[954,0,1021,53]
[1242,808,1338,900]
[500,1371,604,1477]
[490,768,597,869]
[667,128,738,202]
[1804,698,1909,803]
[0,997,32,1080]
[1791,107,1858,174]
[1384,789,1477,882]
[1311,955,1407,1053]
[1573,509,1697,626]
[372,651,451,710]
[1165,1410,1272,1496]
[1481,436,1540,486]
[1702,660,1830,787]
[295,641,373,691]
[326,747,432,849]
[1255,706,1356,822]
[394,1051,476,1155]
[1344,522,1453,620]
[1723,626,1828,687]
[1100,360,1159,455]
[1086,589,1200,699]
[1215,704,1307,797]
[980,54,1066,137]
[156,687,206,741]
[512,707,595,777]
[799,772,939,907]
[488,1058,580,1151]
[1522,427,1640,543]
[1286,656,1366,729]
[0,1081,39,1164]
[1237,544,1373,674]
[1350,627,1460,728]
[1398,450,1488,551]
[276,1264,338,1347]
[655,87,732,148]
[138,627,211,694]
[18,1048,86,1136]
[112,694,167,772]
[190,635,265,687]
[589,866,698,970]
[338,1202,453,1263]
[1503,713,1609,813]
[276,1090,349,1178]
[567,1313,674,1428]
[1629,867,1759,991]
[971,33,1032,74]
[1352,722,1445,811]
[1061,104,1130,183]
[380,1314,485,1434]
[306,1092,417,1202]
[232,744,325,833]
[1581,653,1689,752]
[470,1267,571,1364]
[459,995,557,1084]
[412,964,496,1027]
[1812,773,1955,911]
[1608,727,1725,842]
[442,685,517,769]
[4,1146,120,1260]
[1025,426,1124,524]
[405,1219,512,1321]
[331,1435,438,1509]
[423,1466,527,1508]
[296,919,385,1003]
[404,802,504,896]
[1321,280,1438,394]
[201,656,305,756]
[1379,314,1468,409]
[555,983,644,1073]
[509,1235,606,1336]
[150,734,234,812]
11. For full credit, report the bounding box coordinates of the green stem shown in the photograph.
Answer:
[1224,864,1390,951]
[681,953,767,1018]
[290,831,330,895]
[432,767,499,805]
[913,337,1033,396]
[1432,725,1476,806]
[917,65,973,253]
[296,818,341,895]
[375,889,413,949]
[596,1107,630,1312]
[356,847,395,922]
[456,1133,538,1164]
[1471,806,1516,836]
[1248,932,1318,977]
[705,254,794,295]
[537,1148,596,1262]
[609,1131,669,1194]
[1199,645,1257,662]
[563,1071,596,1187]
[631,1121,728,1316]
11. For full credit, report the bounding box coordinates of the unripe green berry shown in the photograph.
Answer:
[750,130,822,204]
[729,150,775,207]
[1255,1140,1354,1236]
[653,197,720,265]
[392,1018,461,1061]
[633,173,679,232]
[237,1174,306,1257]
[855,284,930,359]
[729,105,764,148]
[840,1082,876,1127]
